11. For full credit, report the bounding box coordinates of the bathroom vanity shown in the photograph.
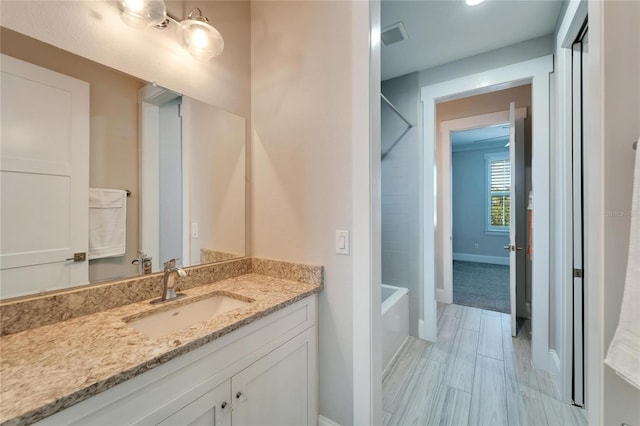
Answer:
[0,258,321,426]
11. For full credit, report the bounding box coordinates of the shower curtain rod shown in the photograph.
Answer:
[381,93,412,127]
[381,93,414,161]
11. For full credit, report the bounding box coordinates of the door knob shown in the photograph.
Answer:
[235,391,248,403]
[516,247,524,251]
[66,252,86,262]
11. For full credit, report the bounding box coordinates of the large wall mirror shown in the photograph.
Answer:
[0,27,246,300]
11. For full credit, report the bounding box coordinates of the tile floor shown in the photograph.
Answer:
[382,303,587,426]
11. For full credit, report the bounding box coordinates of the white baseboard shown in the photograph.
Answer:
[318,415,341,426]
[436,288,451,303]
[453,252,509,265]
[548,349,561,376]
[418,320,425,340]
[548,349,561,397]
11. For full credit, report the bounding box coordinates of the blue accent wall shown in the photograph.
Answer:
[452,145,510,260]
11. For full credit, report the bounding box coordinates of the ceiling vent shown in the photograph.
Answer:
[381,22,408,47]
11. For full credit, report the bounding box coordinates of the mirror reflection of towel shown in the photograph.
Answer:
[89,188,127,260]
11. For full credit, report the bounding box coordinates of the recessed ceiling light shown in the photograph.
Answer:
[466,0,485,6]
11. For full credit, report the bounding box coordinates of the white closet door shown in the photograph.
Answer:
[0,54,89,298]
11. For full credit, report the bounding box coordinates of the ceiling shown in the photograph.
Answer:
[451,124,509,149]
[381,0,564,81]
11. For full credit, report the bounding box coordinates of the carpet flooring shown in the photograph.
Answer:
[452,260,510,314]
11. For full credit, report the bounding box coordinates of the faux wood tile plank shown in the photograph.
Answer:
[444,328,478,393]
[477,312,503,360]
[442,303,463,319]
[461,306,482,332]
[506,391,529,426]
[385,357,430,419]
[502,315,520,395]
[383,410,392,426]
[482,308,502,318]
[535,369,560,399]
[439,386,471,426]
[383,337,431,411]
[469,355,508,426]
[512,329,541,398]
[535,370,587,426]
[382,308,583,426]
[431,313,459,364]
[523,395,549,426]
[388,359,445,426]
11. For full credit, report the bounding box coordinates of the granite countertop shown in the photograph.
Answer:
[0,272,321,425]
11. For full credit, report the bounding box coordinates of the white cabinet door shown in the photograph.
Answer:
[0,54,89,298]
[157,379,231,426]
[231,327,316,426]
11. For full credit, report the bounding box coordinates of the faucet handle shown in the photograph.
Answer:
[163,258,180,270]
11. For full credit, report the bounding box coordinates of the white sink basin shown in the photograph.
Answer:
[127,294,251,339]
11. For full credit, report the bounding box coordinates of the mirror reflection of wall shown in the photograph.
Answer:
[0,27,246,299]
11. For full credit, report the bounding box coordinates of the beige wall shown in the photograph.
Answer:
[1,27,143,282]
[251,1,356,423]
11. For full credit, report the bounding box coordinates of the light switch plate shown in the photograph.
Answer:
[336,230,350,255]
[191,222,199,239]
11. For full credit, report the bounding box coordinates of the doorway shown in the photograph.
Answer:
[450,123,512,314]
[419,57,552,371]
[437,95,530,336]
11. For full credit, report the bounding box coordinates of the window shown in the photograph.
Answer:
[485,153,510,232]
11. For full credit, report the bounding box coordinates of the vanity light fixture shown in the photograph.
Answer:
[465,0,485,5]
[118,1,224,60]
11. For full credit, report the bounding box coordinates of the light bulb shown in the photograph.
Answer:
[465,0,485,5]
[190,28,210,50]
[123,0,144,13]
[177,17,224,61]
[119,0,167,28]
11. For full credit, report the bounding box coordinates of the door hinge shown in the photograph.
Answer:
[573,268,583,278]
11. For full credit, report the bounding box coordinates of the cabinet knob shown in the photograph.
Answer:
[235,391,248,403]
[221,401,233,414]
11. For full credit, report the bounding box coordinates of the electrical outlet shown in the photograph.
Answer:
[474,242,479,249]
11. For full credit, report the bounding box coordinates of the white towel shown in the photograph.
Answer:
[605,138,640,390]
[89,188,127,260]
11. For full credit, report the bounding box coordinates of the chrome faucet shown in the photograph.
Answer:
[151,258,186,304]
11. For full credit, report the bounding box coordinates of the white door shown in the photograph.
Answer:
[0,54,89,299]
[231,327,315,426]
[508,102,518,337]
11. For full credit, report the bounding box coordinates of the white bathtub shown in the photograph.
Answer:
[381,284,409,373]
